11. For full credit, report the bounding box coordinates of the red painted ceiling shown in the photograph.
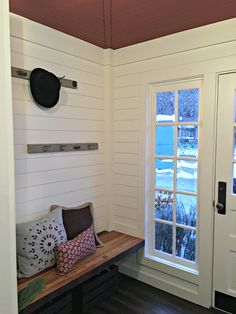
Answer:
[10,0,236,49]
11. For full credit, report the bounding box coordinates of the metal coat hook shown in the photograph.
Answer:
[27,143,98,154]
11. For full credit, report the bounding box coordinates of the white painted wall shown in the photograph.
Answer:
[111,18,236,307]
[0,3,18,314]
[10,14,107,232]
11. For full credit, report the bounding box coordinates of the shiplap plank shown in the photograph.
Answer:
[11,51,104,87]
[15,154,104,174]
[114,216,138,227]
[113,153,138,165]
[114,185,138,199]
[114,109,139,121]
[15,164,105,188]
[16,175,105,203]
[15,185,105,218]
[17,195,106,223]
[92,206,107,219]
[114,174,138,187]
[12,25,106,230]
[68,196,106,214]
[94,216,107,232]
[114,205,138,220]
[114,97,139,110]
[13,115,104,131]
[112,63,140,233]
[114,85,138,99]
[12,53,103,91]
[10,36,104,76]
[78,83,103,98]
[114,143,138,154]
[114,164,138,176]
[12,81,104,110]
[13,100,104,121]
[114,131,138,143]
[114,120,139,132]
[114,196,138,210]
[114,74,139,88]
[14,130,104,146]
[14,143,104,160]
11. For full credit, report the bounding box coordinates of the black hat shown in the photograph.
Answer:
[30,68,61,108]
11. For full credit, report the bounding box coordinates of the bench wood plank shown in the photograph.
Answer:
[18,231,144,312]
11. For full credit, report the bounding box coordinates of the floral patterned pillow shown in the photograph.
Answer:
[16,207,67,278]
[55,225,96,275]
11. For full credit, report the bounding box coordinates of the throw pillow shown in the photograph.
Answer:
[50,202,102,246]
[16,207,67,278]
[55,225,96,275]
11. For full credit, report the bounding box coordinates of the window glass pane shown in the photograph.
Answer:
[177,160,198,193]
[156,91,175,122]
[234,127,236,159]
[177,126,198,158]
[156,126,174,156]
[176,227,196,261]
[178,89,199,122]
[176,194,197,227]
[155,222,172,254]
[233,163,236,194]
[156,159,174,190]
[155,190,173,221]
[234,91,236,123]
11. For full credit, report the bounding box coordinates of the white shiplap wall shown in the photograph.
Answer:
[113,74,140,235]
[10,15,107,232]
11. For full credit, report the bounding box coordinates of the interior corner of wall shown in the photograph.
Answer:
[103,48,114,67]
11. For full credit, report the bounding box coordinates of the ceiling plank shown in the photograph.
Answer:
[103,0,112,48]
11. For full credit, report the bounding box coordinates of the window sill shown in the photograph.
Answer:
[138,250,199,284]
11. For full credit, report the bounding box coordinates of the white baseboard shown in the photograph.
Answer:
[119,261,208,308]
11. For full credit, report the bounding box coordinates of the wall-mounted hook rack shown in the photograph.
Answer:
[27,143,98,154]
[11,67,77,89]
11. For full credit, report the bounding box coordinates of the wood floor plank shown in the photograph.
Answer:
[85,274,222,314]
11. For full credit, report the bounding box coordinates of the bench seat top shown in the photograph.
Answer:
[18,230,144,309]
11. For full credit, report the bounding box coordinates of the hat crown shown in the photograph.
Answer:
[30,68,61,109]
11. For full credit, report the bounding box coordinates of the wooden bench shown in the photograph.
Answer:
[18,231,144,313]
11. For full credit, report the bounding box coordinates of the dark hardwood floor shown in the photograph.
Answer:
[85,274,222,314]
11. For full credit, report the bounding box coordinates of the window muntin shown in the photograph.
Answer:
[149,81,200,269]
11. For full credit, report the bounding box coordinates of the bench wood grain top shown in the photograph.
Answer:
[18,231,144,307]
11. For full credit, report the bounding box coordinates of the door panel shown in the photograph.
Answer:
[213,73,236,312]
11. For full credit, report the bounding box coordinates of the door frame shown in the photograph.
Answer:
[212,70,236,311]
[0,1,18,313]
[135,47,236,306]
[138,65,218,307]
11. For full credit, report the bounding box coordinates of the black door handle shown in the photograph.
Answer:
[217,181,226,215]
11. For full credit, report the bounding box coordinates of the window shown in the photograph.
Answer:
[147,81,201,270]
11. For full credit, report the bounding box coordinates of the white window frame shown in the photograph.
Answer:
[146,79,202,272]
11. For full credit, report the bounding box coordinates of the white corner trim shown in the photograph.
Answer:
[10,13,105,65]
[0,2,17,314]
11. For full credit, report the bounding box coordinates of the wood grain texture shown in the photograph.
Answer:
[86,274,221,314]
[17,231,144,307]
[10,0,236,49]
